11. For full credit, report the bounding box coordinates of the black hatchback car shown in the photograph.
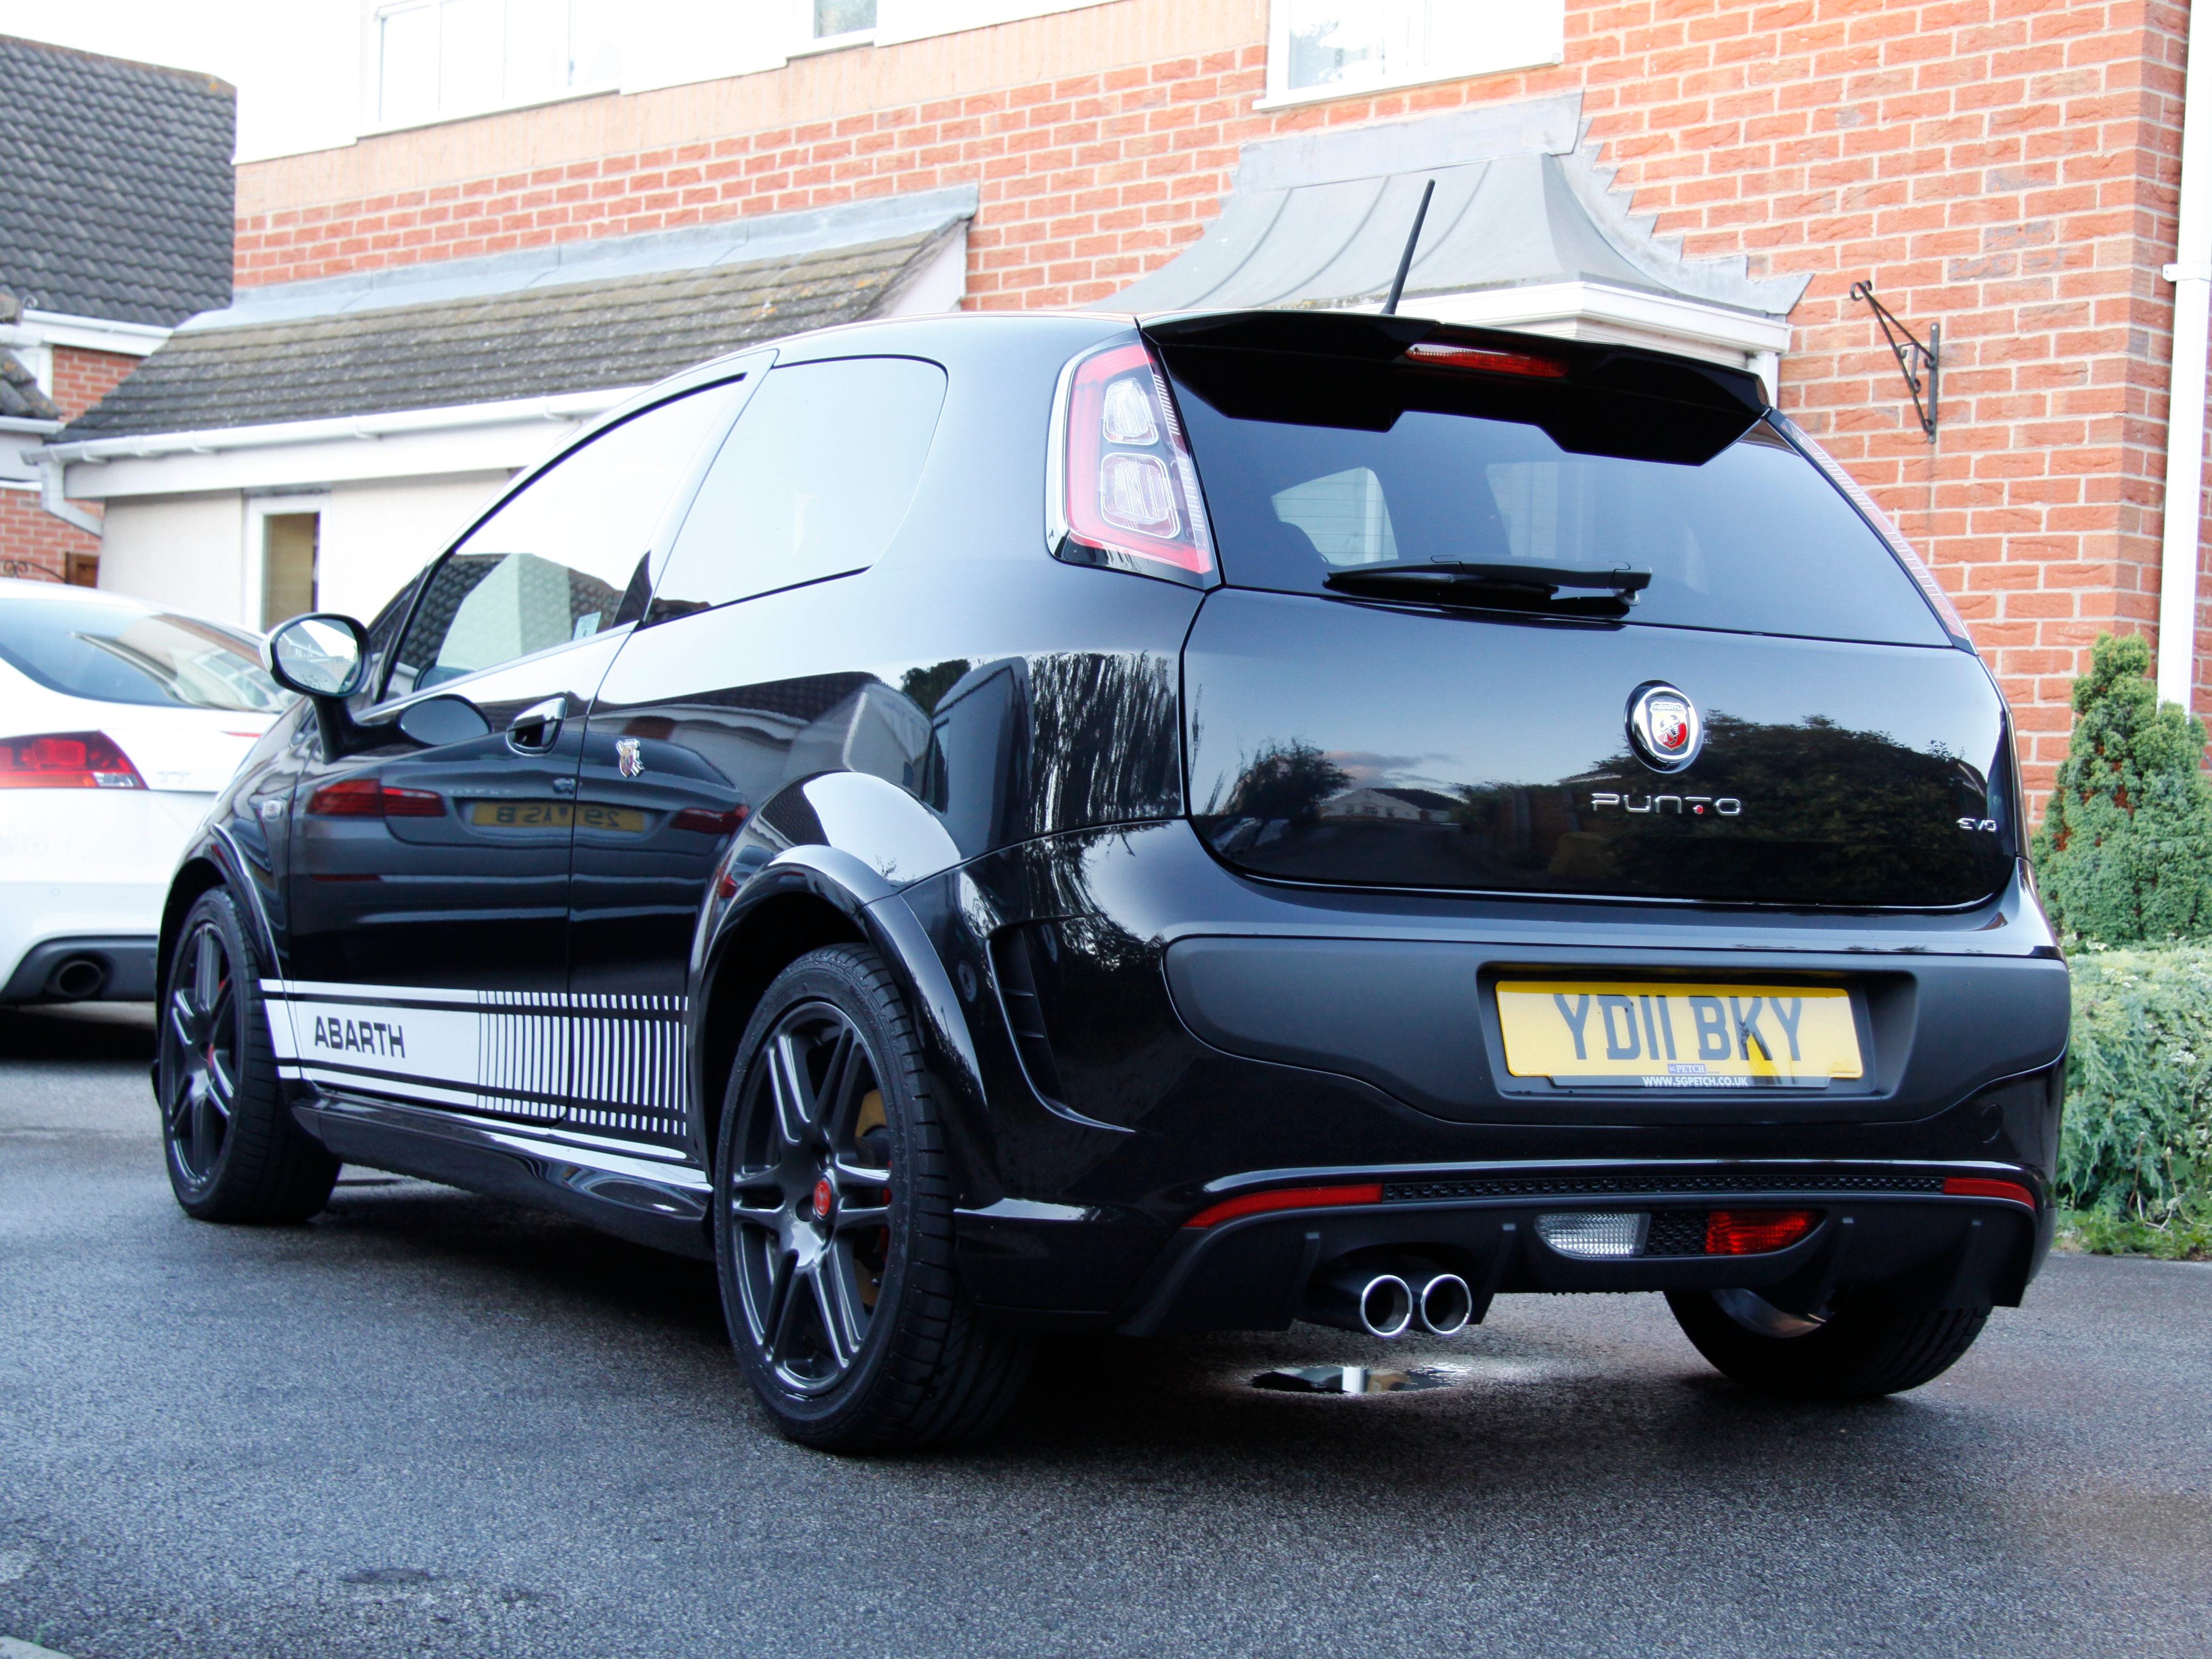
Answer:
[156,308,2068,1450]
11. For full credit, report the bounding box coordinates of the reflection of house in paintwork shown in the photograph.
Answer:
[1322,786,1462,823]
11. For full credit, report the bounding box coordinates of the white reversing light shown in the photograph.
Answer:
[1099,375,1159,444]
[1535,1212,1649,1259]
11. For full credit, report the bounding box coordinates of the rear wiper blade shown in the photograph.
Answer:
[1323,562,1651,615]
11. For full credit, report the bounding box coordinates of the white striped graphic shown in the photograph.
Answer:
[262,978,689,1135]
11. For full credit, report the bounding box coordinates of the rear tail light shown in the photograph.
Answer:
[1704,1210,1817,1255]
[0,731,145,789]
[1402,340,1569,378]
[305,776,445,817]
[1051,340,1215,586]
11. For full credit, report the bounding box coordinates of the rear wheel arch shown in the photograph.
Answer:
[158,857,234,996]
[698,890,868,1163]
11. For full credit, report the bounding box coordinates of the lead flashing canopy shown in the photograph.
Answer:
[1112,97,1806,366]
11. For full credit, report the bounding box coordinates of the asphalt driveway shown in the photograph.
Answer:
[2,1002,2206,1658]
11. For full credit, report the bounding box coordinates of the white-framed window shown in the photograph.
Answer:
[368,0,621,130]
[805,0,877,49]
[1260,0,1565,110]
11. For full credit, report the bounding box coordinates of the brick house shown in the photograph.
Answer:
[45,0,2209,802]
[0,35,236,585]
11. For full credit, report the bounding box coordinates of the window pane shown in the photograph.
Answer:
[378,2,439,124]
[439,0,504,112]
[0,599,288,713]
[1175,376,1950,648]
[815,0,877,36]
[390,381,743,694]
[505,0,572,103]
[652,357,946,616]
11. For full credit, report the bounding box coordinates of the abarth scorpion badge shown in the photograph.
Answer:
[616,737,644,779]
[1627,682,1702,772]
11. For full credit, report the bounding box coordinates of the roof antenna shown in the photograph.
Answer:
[1380,178,1436,316]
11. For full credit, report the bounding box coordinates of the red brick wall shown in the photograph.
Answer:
[229,0,2193,806]
[3,346,133,583]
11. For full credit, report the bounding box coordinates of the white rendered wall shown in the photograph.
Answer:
[320,472,514,624]
[97,495,250,625]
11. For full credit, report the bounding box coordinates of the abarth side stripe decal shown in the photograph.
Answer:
[262,980,690,1133]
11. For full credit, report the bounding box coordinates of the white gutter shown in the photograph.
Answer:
[42,387,641,466]
[2159,13,2212,710]
[3,310,171,358]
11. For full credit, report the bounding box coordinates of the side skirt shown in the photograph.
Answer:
[295,1089,715,1260]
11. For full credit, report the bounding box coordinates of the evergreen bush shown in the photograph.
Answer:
[2031,632,2212,944]
[2057,943,2212,1258]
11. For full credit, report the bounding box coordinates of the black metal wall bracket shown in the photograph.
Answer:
[1850,280,1940,442]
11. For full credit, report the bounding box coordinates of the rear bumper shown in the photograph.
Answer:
[1116,1164,2045,1336]
[0,935,159,1003]
[905,820,2069,1328]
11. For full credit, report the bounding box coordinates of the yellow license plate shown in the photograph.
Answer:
[1497,981,1862,1088]
[465,800,646,833]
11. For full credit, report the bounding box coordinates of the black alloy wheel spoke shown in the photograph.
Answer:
[731,999,895,1395]
[165,923,237,1183]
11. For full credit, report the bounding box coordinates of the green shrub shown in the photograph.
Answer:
[2056,944,2212,1256]
[2031,632,2212,944]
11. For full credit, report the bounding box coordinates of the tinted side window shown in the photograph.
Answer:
[650,357,946,617]
[390,382,743,696]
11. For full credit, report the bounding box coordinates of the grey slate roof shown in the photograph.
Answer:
[59,209,968,441]
[1113,95,1808,319]
[0,35,235,326]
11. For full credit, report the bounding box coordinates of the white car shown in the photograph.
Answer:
[0,578,290,1005]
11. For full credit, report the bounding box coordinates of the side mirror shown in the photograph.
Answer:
[396,694,491,746]
[265,613,370,700]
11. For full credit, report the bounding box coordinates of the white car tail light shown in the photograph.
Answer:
[0,731,146,790]
[1050,340,1215,586]
[1535,1211,1648,1259]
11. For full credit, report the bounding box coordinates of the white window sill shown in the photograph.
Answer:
[1253,56,1564,113]
[788,29,875,58]
[358,82,621,141]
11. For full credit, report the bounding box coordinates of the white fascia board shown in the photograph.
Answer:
[55,390,638,501]
[10,311,171,357]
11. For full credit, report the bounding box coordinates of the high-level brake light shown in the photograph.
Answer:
[1056,341,1215,584]
[1402,340,1569,378]
[0,731,145,790]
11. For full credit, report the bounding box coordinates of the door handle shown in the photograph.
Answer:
[505,695,566,755]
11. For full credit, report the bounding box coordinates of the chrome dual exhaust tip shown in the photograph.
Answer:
[1415,1271,1473,1336]
[1303,1260,1476,1338]
[1305,1266,1416,1338]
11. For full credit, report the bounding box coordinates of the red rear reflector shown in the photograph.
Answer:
[1404,341,1570,378]
[305,777,444,817]
[1183,1183,1384,1230]
[0,730,145,790]
[672,805,746,835]
[1704,1209,1817,1255]
[1943,1176,2036,1208]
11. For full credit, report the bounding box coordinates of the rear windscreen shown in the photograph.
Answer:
[1165,355,1950,649]
[0,597,288,713]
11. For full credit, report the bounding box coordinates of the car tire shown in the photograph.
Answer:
[1666,1285,1989,1399]
[714,944,1035,1452]
[158,887,339,1223]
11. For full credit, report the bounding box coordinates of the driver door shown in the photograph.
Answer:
[278,380,747,1125]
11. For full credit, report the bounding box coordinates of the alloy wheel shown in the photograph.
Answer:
[163,920,238,1187]
[727,1000,895,1394]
